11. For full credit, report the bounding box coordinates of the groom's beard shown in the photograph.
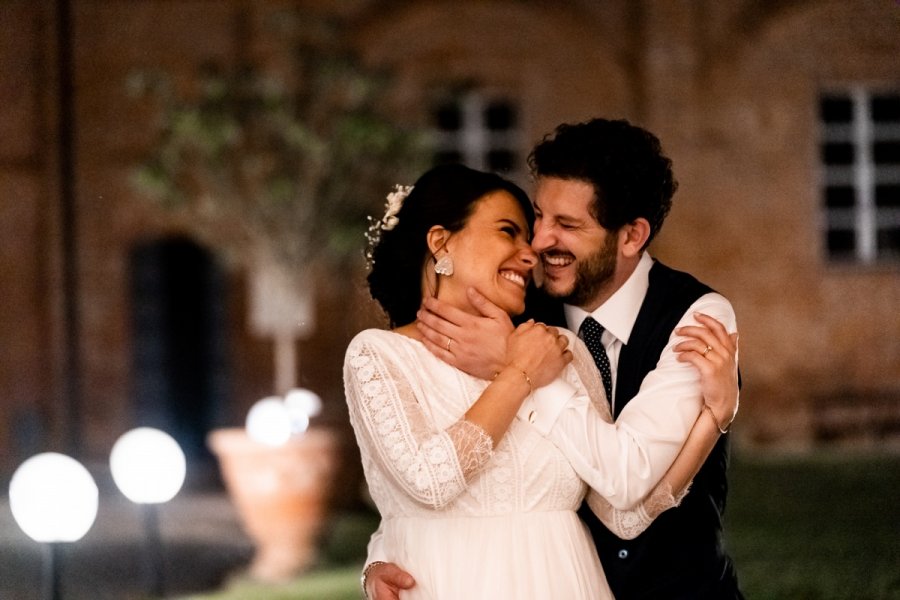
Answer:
[549,233,618,308]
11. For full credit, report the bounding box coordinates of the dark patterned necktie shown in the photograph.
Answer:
[579,316,613,406]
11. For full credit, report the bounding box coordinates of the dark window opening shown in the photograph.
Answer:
[821,97,853,123]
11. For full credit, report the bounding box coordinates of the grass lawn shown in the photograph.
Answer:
[181,451,900,599]
[725,451,900,599]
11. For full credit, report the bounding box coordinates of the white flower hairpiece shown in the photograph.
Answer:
[365,184,414,267]
[381,184,412,231]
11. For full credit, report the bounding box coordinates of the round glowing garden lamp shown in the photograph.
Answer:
[9,452,99,600]
[110,427,186,598]
[245,396,293,446]
[284,387,321,435]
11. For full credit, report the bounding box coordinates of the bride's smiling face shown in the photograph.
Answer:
[433,191,538,316]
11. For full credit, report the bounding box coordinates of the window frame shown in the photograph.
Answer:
[819,85,900,265]
[429,89,526,181]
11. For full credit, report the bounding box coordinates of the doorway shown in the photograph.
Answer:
[129,237,229,485]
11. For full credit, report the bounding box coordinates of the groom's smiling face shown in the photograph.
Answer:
[530,177,619,310]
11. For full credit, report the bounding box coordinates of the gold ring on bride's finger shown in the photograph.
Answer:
[446,338,453,352]
[702,345,712,357]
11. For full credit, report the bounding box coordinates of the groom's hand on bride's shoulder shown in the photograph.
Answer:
[417,287,513,380]
[365,562,415,600]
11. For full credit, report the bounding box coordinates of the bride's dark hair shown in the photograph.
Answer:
[367,164,533,328]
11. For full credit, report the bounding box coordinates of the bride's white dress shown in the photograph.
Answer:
[344,329,680,599]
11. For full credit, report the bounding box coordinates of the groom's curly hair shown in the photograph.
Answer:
[528,118,676,249]
[367,164,534,328]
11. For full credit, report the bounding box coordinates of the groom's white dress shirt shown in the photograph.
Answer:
[517,252,737,510]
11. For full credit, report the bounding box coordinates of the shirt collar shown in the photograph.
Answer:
[564,252,653,345]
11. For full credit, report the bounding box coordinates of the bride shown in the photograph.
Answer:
[344,164,737,599]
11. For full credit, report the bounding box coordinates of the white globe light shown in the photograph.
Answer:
[286,405,310,436]
[110,428,186,504]
[9,453,99,543]
[246,396,292,446]
[285,388,322,419]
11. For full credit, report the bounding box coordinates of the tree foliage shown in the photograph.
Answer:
[128,12,427,273]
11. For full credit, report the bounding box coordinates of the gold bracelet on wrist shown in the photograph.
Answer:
[509,364,533,396]
[361,561,387,598]
[703,404,731,435]
[494,365,533,396]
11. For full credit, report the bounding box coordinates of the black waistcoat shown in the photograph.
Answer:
[526,260,742,599]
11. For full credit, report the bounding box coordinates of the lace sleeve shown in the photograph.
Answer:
[585,480,691,540]
[446,419,494,476]
[344,336,494,509]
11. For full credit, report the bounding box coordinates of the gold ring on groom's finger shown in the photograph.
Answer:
[446,338,453,352]
[702,345,712,357]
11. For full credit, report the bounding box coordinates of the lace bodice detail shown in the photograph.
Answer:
[344,329,584,518]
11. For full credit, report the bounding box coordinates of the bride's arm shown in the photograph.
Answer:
[571,317,740,539]
[654,314,740,493]
[586,395,732,539]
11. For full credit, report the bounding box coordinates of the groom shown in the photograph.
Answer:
[364,118,743,599]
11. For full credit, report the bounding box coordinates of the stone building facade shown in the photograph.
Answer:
[1,0,898,489]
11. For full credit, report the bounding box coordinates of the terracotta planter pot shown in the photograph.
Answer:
[208,427,337,582]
